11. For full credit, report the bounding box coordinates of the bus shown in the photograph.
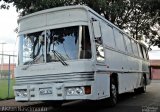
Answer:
[14,5,151,107]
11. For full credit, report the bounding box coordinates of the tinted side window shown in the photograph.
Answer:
[142,47,147,59]
[114,29,126,52]
[139,45,145,59]
[131,40,139,57]
[146,49,149,59]
[138,44,143,58]
[124,35,133,54]
[101,23,115,48]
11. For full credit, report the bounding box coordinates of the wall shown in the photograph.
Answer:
[0,64,16,79]
[150,60,160,80]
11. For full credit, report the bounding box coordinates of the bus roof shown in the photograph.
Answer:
[18,5,90,22]
[18,5,148,48]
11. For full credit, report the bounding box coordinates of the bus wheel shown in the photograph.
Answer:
[139,75,146,93]
[135,75,146,94]
[108,79,118,106]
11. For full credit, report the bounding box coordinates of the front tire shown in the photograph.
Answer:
[100,79,118,107]
[108,79,118,106]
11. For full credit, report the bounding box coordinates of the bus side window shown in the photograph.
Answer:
[142,47,147,60]
[101,23,115,48]
[146,49,149,60]
[123,35,133,54]
[138,44,143,58]
[131,40,139,57]
[113,29,126,52]
[139,45,145,59]
[135,43,139,57]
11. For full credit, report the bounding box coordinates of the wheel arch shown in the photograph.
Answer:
[110,73,119,92]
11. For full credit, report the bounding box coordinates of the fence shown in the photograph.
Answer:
[0,54,16,100]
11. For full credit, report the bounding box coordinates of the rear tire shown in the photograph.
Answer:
[139,75,146,93]
[134,75,146,94]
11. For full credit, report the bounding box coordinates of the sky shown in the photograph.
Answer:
[0,5,160,64]
[149,46,160,59]
[0,4,18,63]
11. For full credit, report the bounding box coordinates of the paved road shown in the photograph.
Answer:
[47,82,160,112]
[0,81,160,112]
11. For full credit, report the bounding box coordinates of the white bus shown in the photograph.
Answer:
[14,5,151,107]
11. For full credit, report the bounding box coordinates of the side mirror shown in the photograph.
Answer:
[93,21,101,38]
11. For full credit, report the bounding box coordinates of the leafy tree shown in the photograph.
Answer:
[1,0,160,47]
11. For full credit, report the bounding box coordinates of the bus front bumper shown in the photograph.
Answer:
[13,82,94,101]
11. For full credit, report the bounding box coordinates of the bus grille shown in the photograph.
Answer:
[15,72,94,85]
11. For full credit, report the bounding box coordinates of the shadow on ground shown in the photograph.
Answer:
[45,92,142,112]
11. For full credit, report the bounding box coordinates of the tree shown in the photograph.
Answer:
[1,0,160,47]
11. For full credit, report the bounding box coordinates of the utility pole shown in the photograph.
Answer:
[0,42,6,78]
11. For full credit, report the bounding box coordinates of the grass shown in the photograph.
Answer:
[0,79,15,99]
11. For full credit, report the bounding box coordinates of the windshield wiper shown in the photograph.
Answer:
[22,54,44,70]
[52,50,68,66]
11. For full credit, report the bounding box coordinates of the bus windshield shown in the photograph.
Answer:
[18,26,92,65]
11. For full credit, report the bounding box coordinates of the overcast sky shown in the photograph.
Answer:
[0,4,18,63]
[0,5,159,64]
[0,5,18,51]
[149,46,160,59]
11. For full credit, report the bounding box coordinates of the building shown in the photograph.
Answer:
[150,60,160,80]
[0,64,16,79]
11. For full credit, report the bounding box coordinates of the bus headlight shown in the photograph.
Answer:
[15,89,27,97]
[66,87,84,96]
